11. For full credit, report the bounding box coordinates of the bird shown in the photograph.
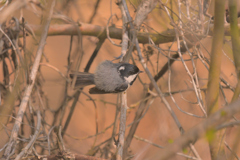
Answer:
[70,60,142,94]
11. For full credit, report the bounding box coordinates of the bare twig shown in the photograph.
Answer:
[134,135,198,160]
[116,0,130,159]
[88,0,101,23]
[133,0,158,28]
[0,0,27,24]
[23,23,177,45]
[106,14,122,47]
[66,123,114,141]
[3,0,56,158]
[15,110,41,160]
[116,93,127,160]
[56,126,66,152]
[152,99,240,159]
[224,141,240,160]
[39,63,69,81]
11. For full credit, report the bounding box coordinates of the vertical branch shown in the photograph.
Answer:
[116,1,129,159]
[228,0,240,102]
[3,0,56,158]
[88,0,101,23]
[203,0,211,14]
[131,1,201,159]
[227,0,240,158]
[206,1,225,113]
[205,0,225,159]
[121,1,159,159]
[116,93,127,160]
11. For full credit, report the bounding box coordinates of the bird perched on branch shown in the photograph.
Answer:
[70,60,142,94]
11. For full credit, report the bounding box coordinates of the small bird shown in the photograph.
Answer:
[70,60,142,94]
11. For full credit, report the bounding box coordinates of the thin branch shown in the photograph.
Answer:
[152,99,240,160]
[15,110,41,160]
[88,0,101,23]
[224,141,240,160]
[3,0,56,157]
[0,0,27,24]
[134,135,198,160]
[116,93,127,160]
[116,0,130,159]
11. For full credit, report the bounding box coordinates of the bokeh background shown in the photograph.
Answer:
[0,0,239,159]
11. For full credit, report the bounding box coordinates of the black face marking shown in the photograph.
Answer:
[117,63,140,79]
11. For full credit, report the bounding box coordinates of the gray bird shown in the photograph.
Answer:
[70,60,142,94]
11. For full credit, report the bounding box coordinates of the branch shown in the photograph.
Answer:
[3,0,56,158]
[22,22,240,46]
[24,23,177,45]
[0,0,27,24]
[228,0,240,102]
[133,0,158,28]
[205,0,225,158]
[46,154,107,160]
[15,111,41,160]
[0,0,27,134]
[124,0,201,159]
[152,99,240,160]
[116,0,130,159]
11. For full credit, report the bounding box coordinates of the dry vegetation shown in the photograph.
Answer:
[0,0,240,160]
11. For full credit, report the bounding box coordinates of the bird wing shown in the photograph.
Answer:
[89,87,114,94]
[89,83,128,94]
[114,83,129,92]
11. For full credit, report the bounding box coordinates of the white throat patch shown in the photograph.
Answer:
[124,73,138,84]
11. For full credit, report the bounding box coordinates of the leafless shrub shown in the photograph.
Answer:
[0,0,239,160]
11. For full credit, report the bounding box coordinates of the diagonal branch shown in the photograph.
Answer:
[0,0,27,24]
[152,99,240,160]
[3,0,56,158]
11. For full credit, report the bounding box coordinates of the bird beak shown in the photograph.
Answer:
[139,70,144,73]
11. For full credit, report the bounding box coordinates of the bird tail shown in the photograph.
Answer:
[70,72,95,88]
